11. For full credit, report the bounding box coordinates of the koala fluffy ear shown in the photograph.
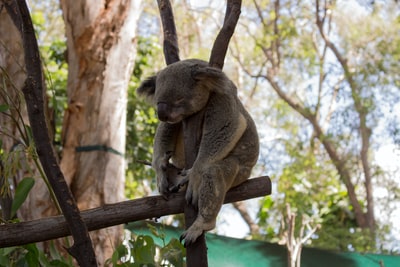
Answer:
[191,66,230,94]
[137,75,157,103]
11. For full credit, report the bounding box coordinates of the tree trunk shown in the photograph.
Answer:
[58,0,142,264]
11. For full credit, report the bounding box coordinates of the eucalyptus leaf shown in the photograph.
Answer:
[10,177,35,218]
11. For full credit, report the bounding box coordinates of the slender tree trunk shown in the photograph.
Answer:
[59,0,142,264]
[0,4,54,224]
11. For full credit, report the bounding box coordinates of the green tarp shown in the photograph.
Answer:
[126,221,400,267]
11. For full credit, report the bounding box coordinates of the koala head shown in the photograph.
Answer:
[137,59,231,124]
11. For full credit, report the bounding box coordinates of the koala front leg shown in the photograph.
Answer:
[152,122,183,198]
[181,157,240,246]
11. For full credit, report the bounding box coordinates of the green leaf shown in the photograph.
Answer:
[10,177,35,218]
[132,235,156,265]
[160,238,185,267]
[24,243,40,267]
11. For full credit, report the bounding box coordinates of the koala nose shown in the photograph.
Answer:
[157,102,169,121]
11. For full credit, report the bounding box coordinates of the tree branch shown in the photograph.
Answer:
[156,2,244,265]
[0,176,271,248]
[157,0,180,65]
[232,201,260,235]
[3,1,96,265]
[209,0,242,69]
[315,0,371,229]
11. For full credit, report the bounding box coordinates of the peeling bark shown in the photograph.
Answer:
[58,0,143,264]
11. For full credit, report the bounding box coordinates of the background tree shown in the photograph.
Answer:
[57,0,143,264]
[231,0,400,251]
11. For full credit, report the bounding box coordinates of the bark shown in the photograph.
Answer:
[0,176,271,248]
[58,0,142,264]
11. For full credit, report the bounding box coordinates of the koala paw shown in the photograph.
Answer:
[168,170,189,193]
[179,225,204,247]
[179,216,215,247]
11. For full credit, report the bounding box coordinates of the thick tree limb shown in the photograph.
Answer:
[209,0,242,69]
[157,1,243,265]
[182,110,208,267]
[3,1,96,265]
[156,1,208,264]
[0,176,271,248]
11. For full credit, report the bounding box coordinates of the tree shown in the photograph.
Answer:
[56,0,143,264]
[232,0,400,251]
[2,0,144,264]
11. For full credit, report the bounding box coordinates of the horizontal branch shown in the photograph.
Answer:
[0,176,271,248]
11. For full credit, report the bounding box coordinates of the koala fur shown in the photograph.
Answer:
[137,59,259,245]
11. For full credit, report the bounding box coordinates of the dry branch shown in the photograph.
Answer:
[0,176,271,248]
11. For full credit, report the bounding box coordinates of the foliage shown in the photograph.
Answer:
[237,0,400,253]
[0,243,74,267]
[106,224,186,267]
[9,177,34,219]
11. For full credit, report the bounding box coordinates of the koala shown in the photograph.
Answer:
[137,59,259,246]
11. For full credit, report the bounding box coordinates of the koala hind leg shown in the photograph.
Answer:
[181,157,240,246]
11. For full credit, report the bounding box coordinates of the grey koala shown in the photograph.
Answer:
[137,59,259,245]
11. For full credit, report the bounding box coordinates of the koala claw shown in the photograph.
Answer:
[180,227,203,247]
[185,178,200,207]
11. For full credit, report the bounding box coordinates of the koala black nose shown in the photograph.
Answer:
[157,102,169,121]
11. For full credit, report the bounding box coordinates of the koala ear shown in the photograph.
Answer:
[191,66,229,94]
[137,75,157,103]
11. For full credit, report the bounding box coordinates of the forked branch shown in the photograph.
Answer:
[156,2,243,266]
